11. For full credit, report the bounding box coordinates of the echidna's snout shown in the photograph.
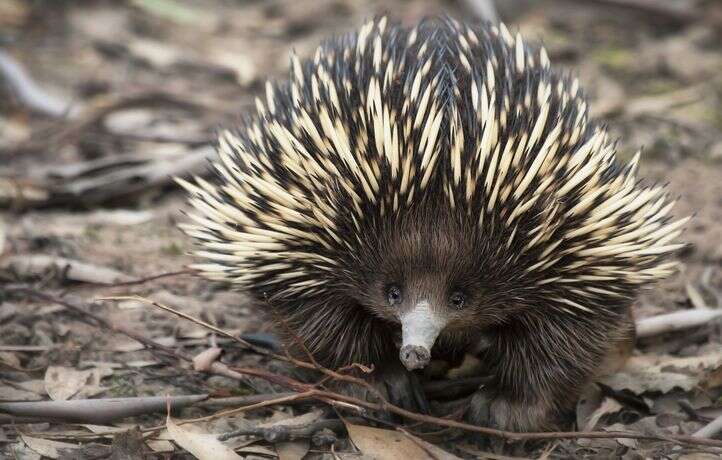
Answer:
[400,344,431,370]
[399,301,446,370]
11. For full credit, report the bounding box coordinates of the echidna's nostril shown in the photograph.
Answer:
[400,344,431,370]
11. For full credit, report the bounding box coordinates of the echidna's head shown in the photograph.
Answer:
[350,207,514,370]
[179,17,688,370]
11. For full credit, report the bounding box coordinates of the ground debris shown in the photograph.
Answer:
[1,1,721,458]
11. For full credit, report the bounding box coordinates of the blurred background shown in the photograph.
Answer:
[1,1,722,457]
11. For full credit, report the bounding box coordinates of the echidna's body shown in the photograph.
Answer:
[180,17,687,431]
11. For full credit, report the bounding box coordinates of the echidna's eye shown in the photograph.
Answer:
[449,291,466,310]
[387,285,402,306]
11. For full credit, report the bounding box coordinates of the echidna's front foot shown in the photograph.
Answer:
[377,360,430,415]
[335,360,429,420]
[467,391,559,432]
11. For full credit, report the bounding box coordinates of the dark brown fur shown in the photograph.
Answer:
[268,198,635,431]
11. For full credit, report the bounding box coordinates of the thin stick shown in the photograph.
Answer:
[0,345,52,352]
[141,391,317,433]
[694,413,722,439]
[636,309,722,338]
[91,269,194,288]
[0,50,70,117]
[0,395,207,424]
[196,393,298,410]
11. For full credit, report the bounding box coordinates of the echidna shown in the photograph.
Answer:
[179,17,688,431]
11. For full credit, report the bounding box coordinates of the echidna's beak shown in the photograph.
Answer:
[399,301,446,371]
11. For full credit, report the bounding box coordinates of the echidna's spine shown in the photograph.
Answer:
[178,16,688,432]
[179,17,687,321]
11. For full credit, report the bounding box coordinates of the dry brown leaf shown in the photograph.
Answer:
[81,424,126,436]
[8,441,41,460]
[0,302,18,322]
[12,379,46,395]
[3,254,132,284]
[0,351,20,368]
[397,429,463,460]
[0,385,42,401]
[258,409,324,429]
[20,435,78,459]
[166,416,242,460]
[345,422,439,460]
[576,384,603,431]
[146,439,175,453]
[237,445,278,456]
[276,441,310,460]
[0,178,49,206]
[701,366,722,390]
[128,39,183,68]
[583,397,623,431]
[106,107,157,133]
[44,366,93,401]
[600,349,722,394]
[602,368,693,394]
[192,347,222,372]
[44,365,112,401]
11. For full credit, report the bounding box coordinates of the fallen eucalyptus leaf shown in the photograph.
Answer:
[166,415,241,460]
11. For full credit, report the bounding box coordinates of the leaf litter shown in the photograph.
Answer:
[1,0,722,458]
